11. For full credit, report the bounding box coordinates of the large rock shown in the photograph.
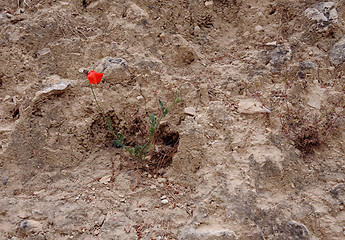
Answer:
[330,36,345,65]
[283,221,310,240]
[170,35,198,66]
[304,2,338,29]
[269,44,292,68]
[94,57,131,84]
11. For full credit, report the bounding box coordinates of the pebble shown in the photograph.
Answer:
[266,41,277,46]
[99,175,112,184]
[3,176,8,186]
[20,220,29,230]
[136,95,144,101]
[255,25,264,32]
[184,107,196,116]
[3,95,11,101]
[18,211,29,219]
[37,48,51,56]
[205,1,214,7]
[157,177,167,183]
[161,199,169,204]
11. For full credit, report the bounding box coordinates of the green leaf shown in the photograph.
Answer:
[159,99,169,117]
[113,140,123,148]
[175,91,181,103]
[150,113,157,127]
[159,99,164,109]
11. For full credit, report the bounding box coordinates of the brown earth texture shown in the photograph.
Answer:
[1,0,345,239]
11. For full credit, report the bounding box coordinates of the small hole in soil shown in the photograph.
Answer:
[82,0,88,8]
[269,9,276,15]
[148,123,180,172]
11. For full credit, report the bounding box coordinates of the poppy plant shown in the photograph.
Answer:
[86,69,123,147]
[85,68,181,164]
[87,70,103,84]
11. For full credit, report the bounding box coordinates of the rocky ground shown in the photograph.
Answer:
[0,0,344,239]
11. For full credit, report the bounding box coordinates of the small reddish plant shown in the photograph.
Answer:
[279,107,342,154]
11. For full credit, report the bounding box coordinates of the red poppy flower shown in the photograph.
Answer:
[87,70,103,84]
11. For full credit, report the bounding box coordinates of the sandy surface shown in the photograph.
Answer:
[1,0,344,239]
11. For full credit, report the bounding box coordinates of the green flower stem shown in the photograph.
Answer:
[90,84,118,140]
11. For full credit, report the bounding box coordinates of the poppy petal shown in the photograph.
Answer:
[87,70,103,84]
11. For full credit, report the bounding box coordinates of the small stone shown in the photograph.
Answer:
[161,199,169,204]
[243,31,250,37]
[9,237,20,240]
[184,107,196,116]
[159,32,166,42]
[161,195,167,200]
[33,209,44,215]
[157,177,167,183]
[329,8,338,21]
[33,189,45,195]
[99,175,112,184]
[299,61,317,70]
[199,84,209,104]
[168,177,175,182]
[205,1,214,6]
[194,25,201,35]
[20,220,29,230]
[3,176,8,186]
[137,95,144,101]
[18,212,29,219]
[3,95,11,101]
[255,25,263,32]
[266,41,277,46]
[157,168,166,175]
[37,48,51,56]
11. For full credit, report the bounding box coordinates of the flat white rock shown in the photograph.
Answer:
[238,98,270,114]
[184,107,196,116]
